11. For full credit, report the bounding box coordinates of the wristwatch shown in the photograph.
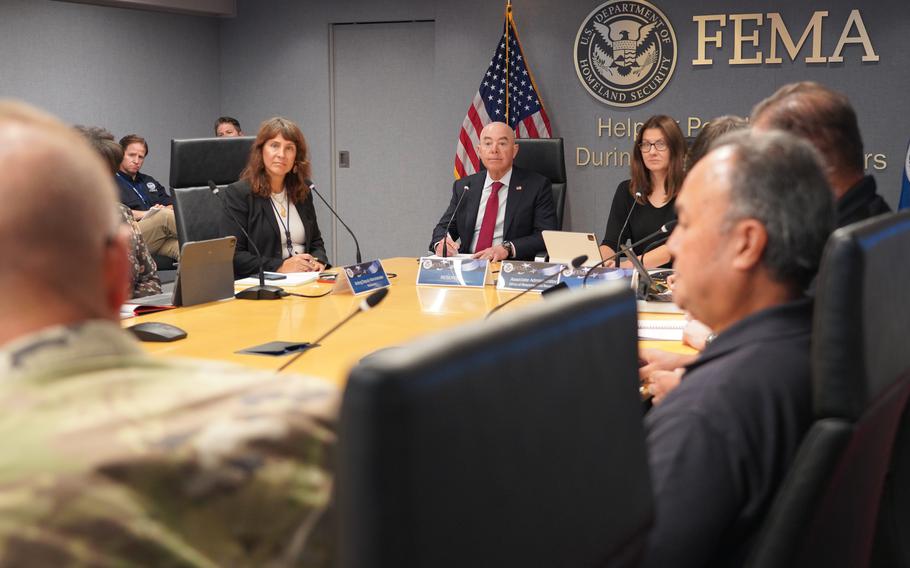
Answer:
[501,241,515,259]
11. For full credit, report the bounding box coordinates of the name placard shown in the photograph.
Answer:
[497,261,566,292]
[560,266,633,289]
[416,256,489,288]
[333,259,391,296]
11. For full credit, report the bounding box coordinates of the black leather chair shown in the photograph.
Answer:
[875,397,910,566]
[746,211,910,567]
[169,136,254,190]
[173,186,225,245]
[514,137,567,230]
[169,136,254,246]
[338,282,652,568]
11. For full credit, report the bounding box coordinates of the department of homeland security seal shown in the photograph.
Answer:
[574,0,677,107]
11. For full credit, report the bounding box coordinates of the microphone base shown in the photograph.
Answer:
[235,285,287,300]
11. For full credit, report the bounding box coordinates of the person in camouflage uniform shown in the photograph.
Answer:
[76,125,163,299]
[0,101,338,566]
[117,202,163,298]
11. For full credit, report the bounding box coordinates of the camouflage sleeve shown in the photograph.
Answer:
[0,364,339,567]
[118,204,162,298]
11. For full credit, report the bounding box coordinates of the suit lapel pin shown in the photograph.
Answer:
[516,185,523,191]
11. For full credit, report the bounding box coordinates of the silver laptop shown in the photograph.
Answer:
[130,236,236,307]
[542,231,604,268]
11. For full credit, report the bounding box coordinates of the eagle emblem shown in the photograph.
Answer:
[573,0,678,108]
[591,20,659,86]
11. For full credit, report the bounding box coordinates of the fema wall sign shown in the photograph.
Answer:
[574,0,677,108]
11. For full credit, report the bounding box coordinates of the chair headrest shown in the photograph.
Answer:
[169,136,254,189]
[514,138,566,183]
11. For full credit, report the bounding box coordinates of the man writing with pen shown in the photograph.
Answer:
[429,121,557,262]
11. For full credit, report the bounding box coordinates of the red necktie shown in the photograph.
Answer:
[475,181,504,252]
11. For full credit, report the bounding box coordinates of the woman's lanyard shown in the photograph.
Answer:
[117,172,151,208]
[269,195,295,259]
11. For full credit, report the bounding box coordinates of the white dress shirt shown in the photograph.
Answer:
[269,190,307,259]
[469,168,512,253]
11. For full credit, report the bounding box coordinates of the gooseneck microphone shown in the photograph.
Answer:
[615,191,643,267]
[304,178,362,264]
[278,287,389,372]
[486,255,587,319]
[209,180,286,300]
[440,184,470,258]
[583,220,677,288]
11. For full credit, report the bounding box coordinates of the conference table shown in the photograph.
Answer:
[130,257,691,388]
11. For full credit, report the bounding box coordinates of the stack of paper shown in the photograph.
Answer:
[638,318,687,341]
[234,272,319,287]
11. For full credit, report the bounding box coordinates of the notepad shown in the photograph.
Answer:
[638,318,687,341]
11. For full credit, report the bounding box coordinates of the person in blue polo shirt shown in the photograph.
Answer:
[115,134,179,260]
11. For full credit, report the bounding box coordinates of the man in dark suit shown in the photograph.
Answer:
[429,121,556,261]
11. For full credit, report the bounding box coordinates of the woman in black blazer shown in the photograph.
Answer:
[221,117,329,278]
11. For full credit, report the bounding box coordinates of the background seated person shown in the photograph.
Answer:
[751,81,891,228]
[641,115,769,389]
[429,121,557,262]
[644,82,894,398]
[75,125,161,298]
[220,117,328,278]
[215,116,243,137]
[599,115,685,269]
[685,115,748,172]
[115,134,179,260]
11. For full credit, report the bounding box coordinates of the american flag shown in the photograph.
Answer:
[454,2,552,179]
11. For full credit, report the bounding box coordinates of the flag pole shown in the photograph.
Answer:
[508,3,547,112]
[504,0,511,126]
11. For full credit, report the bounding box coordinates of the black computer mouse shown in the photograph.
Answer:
[127,322,188,342]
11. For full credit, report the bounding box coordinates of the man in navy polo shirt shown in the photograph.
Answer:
[115,134,179,259]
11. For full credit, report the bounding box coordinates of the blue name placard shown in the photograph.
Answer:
[333,259,391,296]
[416,256,489,288]
[560,266,633,289]
[497,261,566,292]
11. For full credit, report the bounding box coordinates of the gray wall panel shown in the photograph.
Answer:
[0,0,219,183]
[332,21,437,263]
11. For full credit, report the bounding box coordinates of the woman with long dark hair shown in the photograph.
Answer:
[221,117,328,278]
[599,115,686,268]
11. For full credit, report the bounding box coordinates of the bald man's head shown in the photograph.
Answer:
[0,101,127,329]
[476,121,518,180]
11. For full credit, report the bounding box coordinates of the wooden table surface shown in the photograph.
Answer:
[130,257,692,387]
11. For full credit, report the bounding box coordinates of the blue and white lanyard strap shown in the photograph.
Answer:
[117,172,151,208]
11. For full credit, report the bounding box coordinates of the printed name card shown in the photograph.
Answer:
[559,266,633,289]
[416,256,490,288]
[333,259,391,296]
[497,261,567,292]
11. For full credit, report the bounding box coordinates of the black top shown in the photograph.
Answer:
[218,180,329,278]
[115,171,172,211]
[642,298,814,568]
[601,179,676,261]
[836,175,891,228]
